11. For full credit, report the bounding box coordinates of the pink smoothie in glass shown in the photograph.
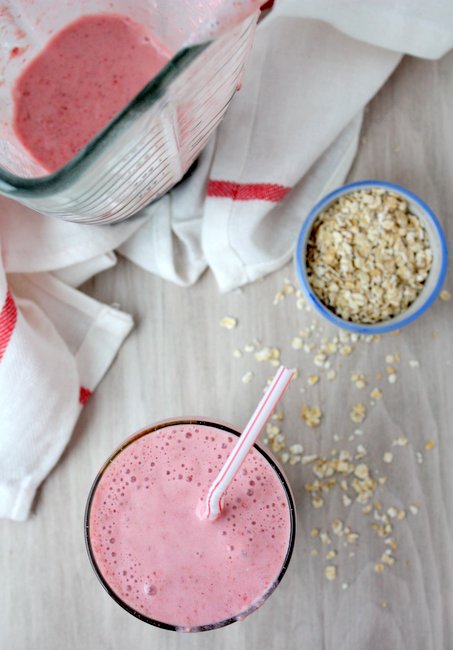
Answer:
[12,14,170,172]
[86,420,295,631]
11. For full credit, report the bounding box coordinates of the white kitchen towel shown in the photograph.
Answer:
[2,0,453,521]
[0,266,133,521]
[121,0,453,291]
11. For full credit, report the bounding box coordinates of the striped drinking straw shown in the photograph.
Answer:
[203,366,294,521]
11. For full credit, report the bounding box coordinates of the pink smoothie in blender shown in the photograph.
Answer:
[12,14,170,172]
[0,2,260,222]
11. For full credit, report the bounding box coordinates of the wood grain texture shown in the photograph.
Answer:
[1,53,453,650]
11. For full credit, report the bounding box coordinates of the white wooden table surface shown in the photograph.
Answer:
[1,53,453,650]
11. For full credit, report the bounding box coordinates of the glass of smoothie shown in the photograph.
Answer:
[85,417,296,632]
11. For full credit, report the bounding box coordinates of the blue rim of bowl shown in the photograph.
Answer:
[295,180,449,334]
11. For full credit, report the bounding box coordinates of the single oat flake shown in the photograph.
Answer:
[350,403,367,424]
[219,316,238,329]
[370,387,383,400]
[301,404,322,427]
[324,565,337,581]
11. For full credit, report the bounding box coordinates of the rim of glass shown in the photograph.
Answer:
[295,179,449,335]
[84,417,297,633]
[0,42,208,196]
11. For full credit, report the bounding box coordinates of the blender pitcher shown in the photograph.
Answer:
[0,1,259,224]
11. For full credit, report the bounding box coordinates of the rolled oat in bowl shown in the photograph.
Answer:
[305,188,433,324]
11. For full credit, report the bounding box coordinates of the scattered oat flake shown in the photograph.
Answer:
[254,347,272,361]
[302,454,318,464]
[331,519,344,536]
[350,403,366,424]
[310,549,319,557]
[393,436,408,447]
[388,373,398,384]
[409,504,419,515]
[382,553,396,566]
[255,347,280,363]
[292,337,303,350]
[374,563,385,573]
[424,440,436,451]
[340,345,353,356]
[320,532,331,545]
[301,404,322,428]
[440,289,451,301]
[342,494,352,507]
[266,423,280,436]
[326,550,337,560]
[409,359,420,368]
[370,388,383,400]
[289,443,304,455]
[219,316,237,329]
[326,369,337,381]
[312,496,324,508]
[383,452,393,463]
[324,566,337,581]
[356,444,366,457]
[354,463,369,479]
[341,582,349,590]
[241,371,254,384]
[282,280,295,295]
[310,528,320,538]
[314,353,327,367]
[307,374,320,386]
[416,451,423,464]
[351,372,367,389]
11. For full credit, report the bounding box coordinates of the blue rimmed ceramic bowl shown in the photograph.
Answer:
[295,180,448,334]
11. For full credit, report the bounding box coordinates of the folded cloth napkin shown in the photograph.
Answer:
[1,0,452,520]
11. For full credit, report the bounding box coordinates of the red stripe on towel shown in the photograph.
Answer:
[79,386,92,406]
[0,291,18,362]
[207,180,290,202]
